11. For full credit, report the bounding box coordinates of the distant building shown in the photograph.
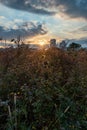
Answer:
[59,40,67,50]
[50,39,57,47]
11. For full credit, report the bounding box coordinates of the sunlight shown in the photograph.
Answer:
[39,40,46,46]
[26,35,49,46]
[37,39,47,46]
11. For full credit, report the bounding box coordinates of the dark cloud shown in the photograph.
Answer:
[0,0,56,15]
[57,0,87,19]
[0,22,48,39]
[0,0,87,19]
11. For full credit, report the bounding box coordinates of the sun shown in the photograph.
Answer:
[38,39,46,46]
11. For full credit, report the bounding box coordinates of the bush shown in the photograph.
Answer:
[0,48,87,130]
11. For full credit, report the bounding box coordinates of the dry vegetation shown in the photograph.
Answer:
[0,47,87,130]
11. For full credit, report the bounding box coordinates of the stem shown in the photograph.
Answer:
[14,93,17,130]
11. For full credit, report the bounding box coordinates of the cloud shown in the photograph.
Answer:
[57,0,87,19]
[0,16,6,19]
[0,0,56,15]
[0,0,87,19]
[0,21,48,39]
[70,25,87,34]
[78,25,87,32]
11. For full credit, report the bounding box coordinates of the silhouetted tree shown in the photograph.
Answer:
[4,39,7,47]
[11,35,21,48]
[68,42,81,51]
[0,37,3,45]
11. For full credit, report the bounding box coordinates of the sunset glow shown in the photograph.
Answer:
[0,0,87,47]
[38,40,47,46]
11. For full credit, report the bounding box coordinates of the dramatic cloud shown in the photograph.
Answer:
[0,0,56,15]
[0,21,48,39]
[0,0,87,19]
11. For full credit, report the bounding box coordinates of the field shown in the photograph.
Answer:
[0,47,87,130]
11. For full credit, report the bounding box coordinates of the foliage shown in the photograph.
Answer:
[0,47,87,130]
[68,43,81,51]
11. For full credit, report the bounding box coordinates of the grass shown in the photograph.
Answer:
[0,47,87,130]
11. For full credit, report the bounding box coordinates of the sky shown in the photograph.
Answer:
[0,0,87,46]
